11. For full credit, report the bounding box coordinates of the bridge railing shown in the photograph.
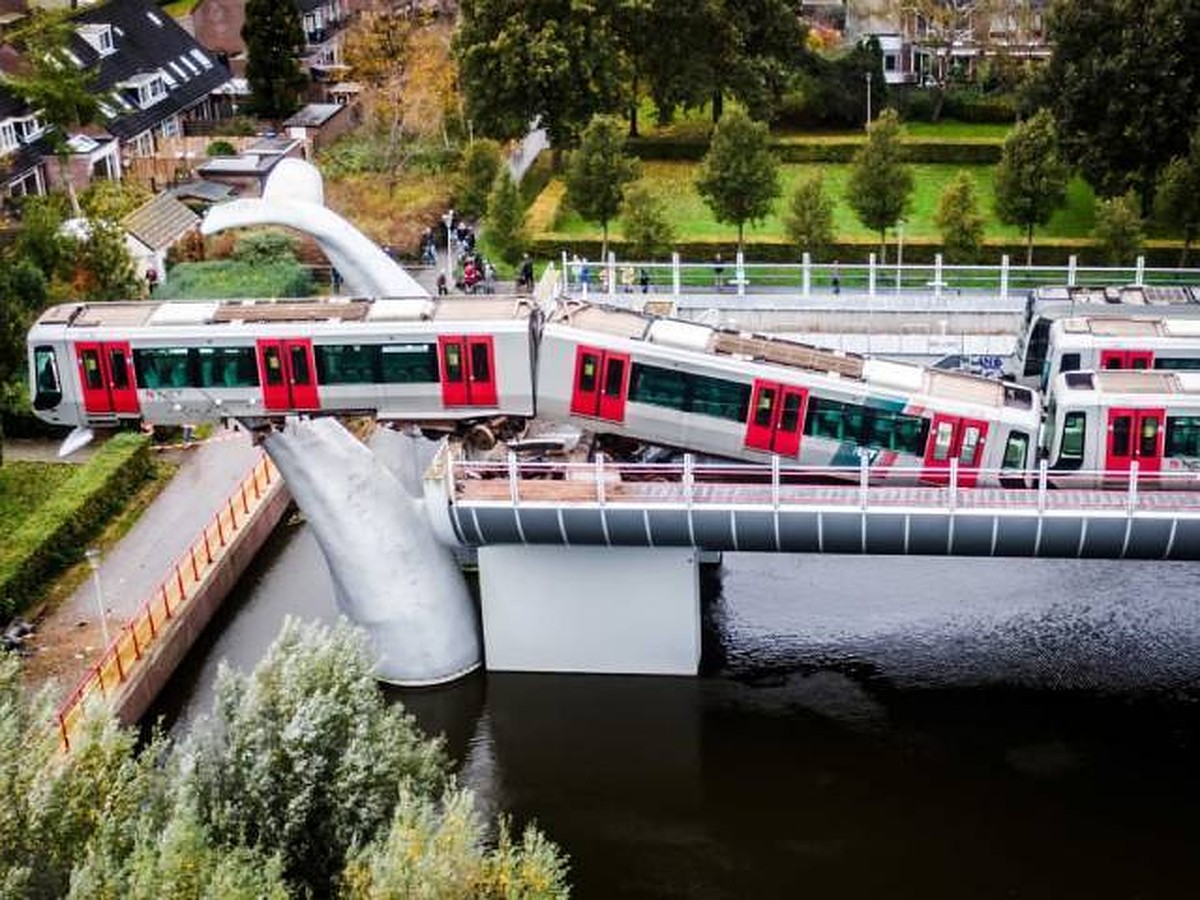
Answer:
[561,252,1200,302]
[449,454,1200,515]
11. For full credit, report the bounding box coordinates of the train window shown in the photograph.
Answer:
[197,347,259,388]
[604,358,625,396]
[470,342,491,383]
[1166,416,1200,457]
[629,364,687,412]
[1023,318,1051,377]
[1111,415,1131,457]
[890,415,929,456]
[806,397,843,440]
[290,346,311,385]
[263,347,284,386]
[1139,416,1159,457]
[109,349,129,389]
[1060,353,1081,373]
[81,349,103,390]
[1002,432,1029,468]
[1058,411,1086,465]
[315,344,377,384]
[959,426,981,464]
[133,348,190,389]
[779,393,802,432]
[803,398,928,455]
[753,388,775,427]
[442,343,464,383]
[687,373,750,421]
[1104,356,1123,370]
[931,421,955,462]
[1154,357,1200,371]
[32,346,61,410]
[578,353,598,392]
[380,344,438,383]
[1132,357,1149,370]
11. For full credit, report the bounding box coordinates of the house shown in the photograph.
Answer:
[122,190,200,283]
[0,0,234,206]
[190,0,364,86]
[846,0,1051,86]
[195,135,303,196]
[283,102,359,155]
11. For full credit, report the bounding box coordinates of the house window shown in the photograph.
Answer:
[129,131,155,157]
[0,121,17,153]
[19,116,42,141]
[138,77,167,108]
[160,116,180,139]
[884,54,897,72]
[8,167,44,198]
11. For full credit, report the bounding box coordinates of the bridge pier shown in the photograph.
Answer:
[477,545,701,676]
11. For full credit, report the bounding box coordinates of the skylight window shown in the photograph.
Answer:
[169,61,188,80]
[189,49,212,69]
[146,10,163,26]
[180,55,200,75]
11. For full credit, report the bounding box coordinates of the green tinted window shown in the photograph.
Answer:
[1003,431,1029,468]
[1060,411,1086,459]
[1154,357,1200,371]
[803,397,928,455]
[316,344,378,384]
[380,344,438,383]
[628,363,749,421]
[134,347,191,388]
[197,347,259,387]
[1166,416,1200,457]
[630,363,687,411]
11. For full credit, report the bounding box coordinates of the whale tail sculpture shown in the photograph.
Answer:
[264,418,481,685]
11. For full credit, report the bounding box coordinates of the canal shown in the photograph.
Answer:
[151,514,1200,899]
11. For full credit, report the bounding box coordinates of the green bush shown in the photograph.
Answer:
[159,260,312,299]
[206,140,236,157]
[0,433,151,618]
[232,230,298,264]
[942,90,1019,124]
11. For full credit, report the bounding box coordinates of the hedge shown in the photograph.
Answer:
[0,432,152,619]
[625,137,1001,165]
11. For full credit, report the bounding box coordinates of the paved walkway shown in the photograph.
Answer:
[19,427,266,696]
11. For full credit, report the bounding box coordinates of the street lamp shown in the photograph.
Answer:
[442,208,455,287]
[895,219,905,294]
[84,548,111,650]
[865,70,873,127]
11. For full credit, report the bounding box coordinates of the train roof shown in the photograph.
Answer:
[34,296,534,329]
[1029,285,1200,313]
[1059,370,1200,398]
[552,302,1036,412]
[1057,316,1200,338]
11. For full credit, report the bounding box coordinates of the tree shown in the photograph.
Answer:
[784,172,835,261]
[565,115,640,259]
[4,12,102,215]
[935,171,985,263]
[0,261,46,465]
[846,108,912,263]
[183,618,446,895]
[457,139,503,219]
[1155,127,1200,265]
[695,109,780,251]
[68,219,140,302]
[484,168,526,264]
[1093,191,1144,265]
[1044,0,1200,205]
[455,0,624,149]
[80,179,153,222]
[993,108,1068,265]
[342,786,571,899]
[621,180,676,259]
[891,0,991,121]
[242,0,307,121]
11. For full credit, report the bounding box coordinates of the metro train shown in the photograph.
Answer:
[1037,315,1200,392]
[28,294,1042,483]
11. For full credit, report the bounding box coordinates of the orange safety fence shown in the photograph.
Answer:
[55,453,280,750]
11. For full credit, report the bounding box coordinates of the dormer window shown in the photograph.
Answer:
[19,115,43,141]
[0,121,18,153]
[123,73,168,109]
[78,24,116,56]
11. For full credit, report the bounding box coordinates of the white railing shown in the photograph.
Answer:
[559,252,1200,303]
[451,454,1200,516]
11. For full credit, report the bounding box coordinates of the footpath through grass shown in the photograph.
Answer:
[541,161,1096,244]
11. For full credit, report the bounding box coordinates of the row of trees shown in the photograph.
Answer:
[0,618,569,898]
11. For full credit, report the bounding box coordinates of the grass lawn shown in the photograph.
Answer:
[0,462,75,538]
[539,161,1096,244]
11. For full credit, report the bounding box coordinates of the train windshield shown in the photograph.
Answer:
[32,346,61,410]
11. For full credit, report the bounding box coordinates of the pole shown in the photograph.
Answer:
[85,548,111,649]
[865,71,873,127]
[895,221,904,293]
[442,208,454,287]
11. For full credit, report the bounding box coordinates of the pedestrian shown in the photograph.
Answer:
[639,268,650,293]
[621,264,635,293]
[519,254,534,292]
[713,252,725,290]
[579,258,591,292]
[831,259,841,295]
[437,272,448,295]
[144,267,159,297]
[484,260,496,294]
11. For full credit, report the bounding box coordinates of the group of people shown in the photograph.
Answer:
[572,255,652,293]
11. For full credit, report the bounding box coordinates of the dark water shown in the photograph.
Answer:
[152,518,1200,899]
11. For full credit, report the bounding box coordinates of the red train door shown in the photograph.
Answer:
[75,341,139,416]
[570,345,630,422]
[744,380,808,456]
[923,414,989,486]
[257,339,319,411]
[1100,349,1154,370]
[1106,408,1163,474]
[440,335,498,407]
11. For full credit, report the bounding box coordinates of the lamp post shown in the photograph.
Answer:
[895,219,905,294]
[442,208,455,287]
[84,548,111,650]
[865,70,873,127]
